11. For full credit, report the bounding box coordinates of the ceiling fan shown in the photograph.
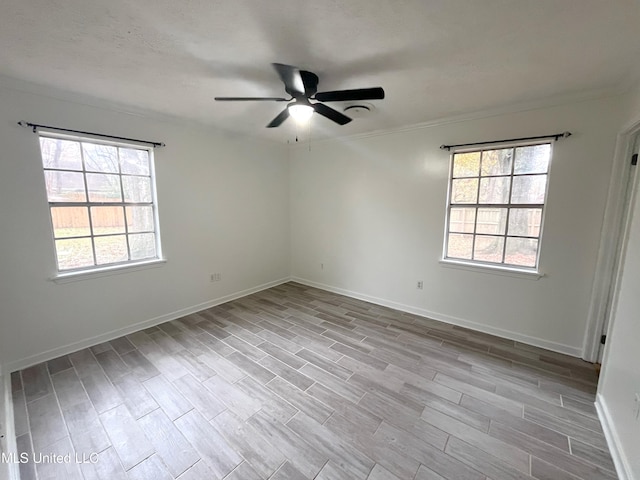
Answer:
[215,63,385,128]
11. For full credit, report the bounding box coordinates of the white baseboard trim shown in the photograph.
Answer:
[2,374,20,480]
[595,394,632,480]
[3,277,291,374]
[291,277,583,357]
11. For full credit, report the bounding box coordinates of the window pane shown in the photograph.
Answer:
[445,142,549,270]
[473,235,504,263]
[40,138,83,170]
[55,238,94,270]
[82,143,119,173]
[91,207,125,235]
[476,208,507,235]
[44,171,86,202]
[479,176,510,204]
[39,135,161,273]
[51,207,90,238]
[86,173,122,202]
[481,148,513,176]
[129,233,156,260]
[514,144,551,174]
[122,176,152,203]
[126,206,154,233]
[449,208,476,233]
[508,208,542,237]
[511,175,547,204]
[505,237,538,267]
[447,233,473,259]
[452,152,480,178]
[451,178,478,204]
[94,235,128,265]
[120,148,150,175]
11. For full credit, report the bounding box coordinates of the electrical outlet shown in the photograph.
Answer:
[634,393,640,421]
[417,281,423,289]
[210,273,222,282]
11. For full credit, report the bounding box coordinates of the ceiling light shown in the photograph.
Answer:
[288,104,314,123]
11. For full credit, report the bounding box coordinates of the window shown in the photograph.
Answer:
[38,134,162,273]
[443,142,551,270]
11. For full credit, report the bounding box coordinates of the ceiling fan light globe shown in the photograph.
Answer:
[288,104,314,123]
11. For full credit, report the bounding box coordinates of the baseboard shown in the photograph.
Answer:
[3,277,291,374]
[595,394,633,480]
[1,375,20,480]
[3,274,582,371]
[291,277,583,357]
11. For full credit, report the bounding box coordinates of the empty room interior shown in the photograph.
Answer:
[2,1,640,479]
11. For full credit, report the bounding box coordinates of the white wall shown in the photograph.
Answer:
[0,375,7,480]
[0,80,290,372]
[290,96,625,354]
[597,85,640,480]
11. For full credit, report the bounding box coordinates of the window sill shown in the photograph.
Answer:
[439,259,544,280]
[51,259,167,284]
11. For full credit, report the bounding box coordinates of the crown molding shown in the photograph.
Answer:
[0,73,629,149]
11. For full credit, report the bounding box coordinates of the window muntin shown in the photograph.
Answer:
[39,135,162,272]
[444,142,551,269]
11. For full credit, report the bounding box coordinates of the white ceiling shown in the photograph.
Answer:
[2,0,640,142]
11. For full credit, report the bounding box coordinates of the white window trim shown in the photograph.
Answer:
[52,258,167,283]
[441,139,553,274]
[38,131,165,278]
[439,258,544,280]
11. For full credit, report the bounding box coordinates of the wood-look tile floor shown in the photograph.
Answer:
[12,282,616,480]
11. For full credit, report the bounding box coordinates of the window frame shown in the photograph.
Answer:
[38,131,164,279]
[441,139,553,274]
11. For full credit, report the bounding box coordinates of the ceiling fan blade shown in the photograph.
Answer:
[272,63,305,96]
[215,97,288,101]
[266,108,290,128]
[300,70,319,97]
[315,87,385,102]
[313,103,352,125]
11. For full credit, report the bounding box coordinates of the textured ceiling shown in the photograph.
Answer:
[2,0,640,142]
